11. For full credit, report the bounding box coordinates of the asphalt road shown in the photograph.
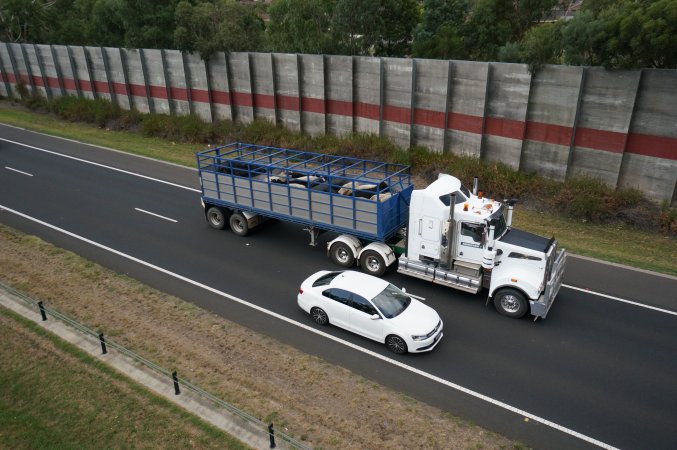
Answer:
[1,124,676,450]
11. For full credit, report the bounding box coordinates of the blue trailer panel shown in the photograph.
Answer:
[197,142,413,241]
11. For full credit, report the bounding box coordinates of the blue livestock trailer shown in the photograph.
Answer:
[197,143,413,253]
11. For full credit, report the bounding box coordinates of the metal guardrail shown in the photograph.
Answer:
[0,281,311,450]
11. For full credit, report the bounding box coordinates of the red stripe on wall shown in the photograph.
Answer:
[383,105,411,124]
[276,94,299,111]
[47,76,61,88]
[574,127,626,153]
[525,121,572,146]
[327,99,352,116]
[302,97,325,114]
[169,86,189,101]
[626,133,677,160]
[232,91,253,107]
[191,88,210,103]
[253,93,274,109]
[31,75,45,87]
[355,102,379,120]
[211,90,230,105]
[92,80,110,94]
[149,85,167,99]
[63,78,77,90]
[129,83,146,97]
[414,108,445,128]
[447,112,483,134]
[78,79,92,92]
[485,117,525,140]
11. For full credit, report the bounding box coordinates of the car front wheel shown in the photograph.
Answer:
[310,307,329,326]
[386,335,408,354]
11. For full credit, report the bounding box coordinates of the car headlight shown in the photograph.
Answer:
[412,320,441,341]
[411,334,428,341]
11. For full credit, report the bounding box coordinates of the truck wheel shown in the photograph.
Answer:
[229,212,249,237]
[386,335,408,354]
[360,250,386,277]
[206,207,227,230]
[493,288,528,319]
[330,242,355,268]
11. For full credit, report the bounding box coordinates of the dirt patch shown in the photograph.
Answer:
[0,224,518,449]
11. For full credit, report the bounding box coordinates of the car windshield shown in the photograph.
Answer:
[370,284,411,319]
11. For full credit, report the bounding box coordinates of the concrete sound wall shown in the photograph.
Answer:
[0,42,675,205]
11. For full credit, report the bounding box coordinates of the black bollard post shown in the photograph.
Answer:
[38,301,47,321]
[268,423,276,448]
[98,333,107,354]
[172,371,180,395]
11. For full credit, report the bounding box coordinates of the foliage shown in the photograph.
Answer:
[0,0,55,43]
[174,0,264,59]
[265,0,335,54]
[411,0,469,59]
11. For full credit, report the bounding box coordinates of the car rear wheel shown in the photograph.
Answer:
[493,288,528,319]
[386,335,408,354]
[310,307,329,326]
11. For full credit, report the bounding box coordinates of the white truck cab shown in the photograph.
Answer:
[398,174,566,319]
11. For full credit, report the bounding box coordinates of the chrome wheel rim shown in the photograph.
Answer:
[232,218,245,232]
[366,256,380,272]
[208,212,221,226]
[501,294,521,313]
[336,247,350,264]
[387,336,405,353]
[312,309,327,324]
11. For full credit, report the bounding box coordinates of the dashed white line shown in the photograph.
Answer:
[0,138,200,193]
[5,166,34,177]
[0,204,620,450]
[134,208,178,223]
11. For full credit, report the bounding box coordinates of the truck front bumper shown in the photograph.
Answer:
[530,248,567,319]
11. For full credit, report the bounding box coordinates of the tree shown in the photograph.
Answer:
[174,0,264,59]
[265,0,335,54]
[412,0,469,59]
[0,0,56,43]
[516,21,564,69]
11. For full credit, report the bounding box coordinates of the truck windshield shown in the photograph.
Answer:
[492,208,508,238]
[370,284,411,319]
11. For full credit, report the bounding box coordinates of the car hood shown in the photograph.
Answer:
[387,299,441,335]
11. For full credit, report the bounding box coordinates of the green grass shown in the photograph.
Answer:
[0,100,674,276]
[0,305,250,450]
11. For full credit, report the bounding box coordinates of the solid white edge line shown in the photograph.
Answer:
[5,166,34,177]
[0,138,200,193]
[0,204,618,450]
[134,208,178,223]
[563,284,677,316]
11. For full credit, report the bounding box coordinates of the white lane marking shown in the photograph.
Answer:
[5,166,34,177]
[0,204,618,450]
[134,208,178,223]
[0,138,200,193]
[563,284,677,316]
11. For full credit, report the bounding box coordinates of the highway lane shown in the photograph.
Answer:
[1,128,676,449]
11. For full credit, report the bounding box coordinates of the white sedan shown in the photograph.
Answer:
[298,270,443,354]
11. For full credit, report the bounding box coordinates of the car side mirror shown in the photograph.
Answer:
[371,314,381,320]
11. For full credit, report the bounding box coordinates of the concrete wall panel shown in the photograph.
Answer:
[69,46,94,100]
[413,59,448,152]
[103,47,130,110]
[250,52,276,123]
[24,45,47,99]
[228,52,253,123]
[483,63,531,169]
[163,50,189,116]
[522,65,583,180]
[382,57,413,148]
[208,52,232,121]
[53,45,77,97]
[0,44,15,97]
[122,49,150,113]
[141,49,169,114]
[184,52,211,122]
[354,57,380,135]
[570,69,640,184]
[273,53,301,131]
[84,47,112,102]
[299,54,325,136]
[446,61,488,157]
[326,55,353,135]
[35,45,59,99]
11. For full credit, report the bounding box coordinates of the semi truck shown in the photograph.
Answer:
[197,142,566,320]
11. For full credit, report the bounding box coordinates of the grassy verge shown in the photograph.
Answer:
[0,100,674,276]
[0,305,248,449]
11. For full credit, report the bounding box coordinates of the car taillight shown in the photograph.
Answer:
[299,288,303,294]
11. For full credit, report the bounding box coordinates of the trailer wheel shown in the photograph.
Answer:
[329,242,355,268]
[229,212,249,237]
[206,207,227,230]
[493,288,528,319]
[360,250,386,277]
